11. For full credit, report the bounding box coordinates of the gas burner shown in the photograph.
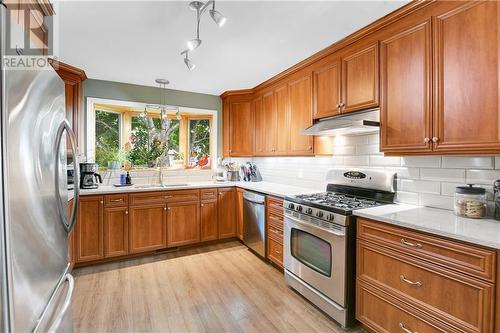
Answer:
[294,192,381,211]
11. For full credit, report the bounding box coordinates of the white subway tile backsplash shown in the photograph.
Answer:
[466,169,500,185]
[390,167,420,180]
[420,168,465,183]
[344,135,368,145]
[495,157,500,169]
[419,193,454,210]
[356,144,381,155]
[395,191,419,205]
[344,156,369,166]
[442,156,493,169]
[402,156,441,168]
[369,155,401,166]
[333,146,355,156]
[367,134,380,144]
[401,179,440,194]
[440,182,463,196]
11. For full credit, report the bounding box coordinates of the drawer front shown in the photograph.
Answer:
[165,190,200,203]
[358,241,495,333]
[267,238,283,268]
[357,283,450,333]
[267,219,283,244]
[130,192,167,206]
[200,188,217,201]
[357,218,496,282]
[268,208,284,221]
[104,194,128,207]
[266,196,284,212]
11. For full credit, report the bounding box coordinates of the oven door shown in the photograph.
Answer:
[284,213,347,306]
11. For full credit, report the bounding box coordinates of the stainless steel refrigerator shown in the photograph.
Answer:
[1,4,79,332]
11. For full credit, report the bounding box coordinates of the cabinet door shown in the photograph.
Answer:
[341,42,379,113]
[253,95,265,155]
[236,189,244,240]
[229,101,254,156]
[313,59,341,119]
[68,199,75,270]
[262,90,276,155]
[201,200,218,242]
[218,188,236,239]
[274,84,289,155]
[433,1,500,153]
[380,19,433,153]
[129,204,166,253]
[76,196,104,263]
[167,201,200,247]
[104,206,129,258]
[288,74,314,155]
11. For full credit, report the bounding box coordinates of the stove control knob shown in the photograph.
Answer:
[296,205,303,212]
[328,214,335,221]
[316,211,324,218]
[288,203,295,210]
[305,208,313,214]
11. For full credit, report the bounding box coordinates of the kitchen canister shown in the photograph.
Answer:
[494,180,500,221]
[454,185,486,219]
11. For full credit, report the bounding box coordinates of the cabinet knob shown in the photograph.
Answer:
[339,102,345,107]
[125,211,128,215]
[164,207,167,211]
[336,103,340,108]
[100,201,104,204]
[308,146,312,150]
[399,323,416,333]
[432,137,439,143]
[424,137,430,143]
[201,204,204,207]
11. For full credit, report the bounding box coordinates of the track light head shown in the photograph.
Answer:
[187,38,202,51]
[210,9,226,27]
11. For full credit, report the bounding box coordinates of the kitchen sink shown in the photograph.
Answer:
[134,183,189,189]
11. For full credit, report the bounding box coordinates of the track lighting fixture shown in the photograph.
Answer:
[181,0,226,69]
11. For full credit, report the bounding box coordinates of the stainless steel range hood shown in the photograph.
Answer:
[302,109,380,136]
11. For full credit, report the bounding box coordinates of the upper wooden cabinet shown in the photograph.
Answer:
[432,1,500,154]
[274,84,289,155]
[313,57,341,119]
[341,41,379,114]
[222,91,254,157]
[380,19,433,154]
[288,73,314,155]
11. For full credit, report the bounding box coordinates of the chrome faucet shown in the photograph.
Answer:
[157,152,166,187]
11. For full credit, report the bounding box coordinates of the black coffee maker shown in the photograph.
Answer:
[79,163,102,189]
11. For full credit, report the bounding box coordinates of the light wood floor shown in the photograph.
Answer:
[72,241,363,333]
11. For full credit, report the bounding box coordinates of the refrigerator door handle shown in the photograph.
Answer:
[55,120,79,233]
[33,273,75,333]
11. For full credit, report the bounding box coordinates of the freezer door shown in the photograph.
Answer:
[3,65,70,332]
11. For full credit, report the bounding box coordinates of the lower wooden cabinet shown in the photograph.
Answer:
[75,196,104,263]
[167,201,200,247]
[200,200,218,242]
[218,188,237,239]
[129,203,167,254]
[357,218,496,333]
[266,196,284,268]
[267,238,283,268]
[104,206,129,258]
[236,188,244,240]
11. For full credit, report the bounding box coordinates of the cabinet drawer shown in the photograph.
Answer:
[130,192,167,206]
[266,196,284,212]
[268,208,284,221]
[358,241,495,333]
[104,194,128,207]
[164,190,200,203]
[268,212,283,227]
[357,283,450,333]
[268,220,283,244]
[200,188,217,201]
[267,238,283,268]
[357,218,496,282]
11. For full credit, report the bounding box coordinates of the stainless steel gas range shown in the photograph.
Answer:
[283,169,396,329]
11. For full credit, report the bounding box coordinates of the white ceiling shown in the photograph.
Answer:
[57,1,408,95]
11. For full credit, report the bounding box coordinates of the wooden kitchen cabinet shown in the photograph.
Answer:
[287,73,314,155]
[68,199,75,270]
[236,188,244,240]
[200,200,218,242]
[129,203,167,253]
[266,196,284,268]
[432,1,500,154]
[274,83,289,155]
[75,196,104,263]
[341,41,379,114]
[167,201,200,247]
[356,218,496,333]
[104,206,129,258]
[313,56,341,119]
[380,19,433,154]
[254,90,275,155]
[218,188,237,239]
[226,93,254,157]
[253,94,266,155]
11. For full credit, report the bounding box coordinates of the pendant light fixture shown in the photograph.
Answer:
[181,0,227,70]
[146,79,181,129]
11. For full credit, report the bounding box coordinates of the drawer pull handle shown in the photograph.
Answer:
[110,199,123,202]
[401,238,422,249]
[400,275,422,287]
[399,322,417,333]
[164,195,173,199]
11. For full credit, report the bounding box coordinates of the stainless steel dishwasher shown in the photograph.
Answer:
[243,191,266,257]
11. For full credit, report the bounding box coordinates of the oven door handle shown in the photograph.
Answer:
[286,214,345,237]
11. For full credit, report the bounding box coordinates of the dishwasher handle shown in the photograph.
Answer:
[243,191,265,204]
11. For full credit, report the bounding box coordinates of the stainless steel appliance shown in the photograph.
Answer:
[302,109,379,136]
[284,169,396,329]
[79,162,102,189]
[0,7,79,331]
[243,191,266,257]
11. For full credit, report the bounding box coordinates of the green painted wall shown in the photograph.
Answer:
[82,79,223,154]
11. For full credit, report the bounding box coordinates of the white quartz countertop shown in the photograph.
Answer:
[354,204,500,250]
[78,181,318,199]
